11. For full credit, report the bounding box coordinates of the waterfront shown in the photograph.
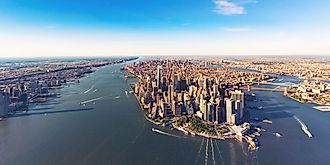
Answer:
[1,61,330,165]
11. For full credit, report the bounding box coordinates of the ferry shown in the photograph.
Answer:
[262,119,273,124]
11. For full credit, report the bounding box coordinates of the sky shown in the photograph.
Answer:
[0,0,329,57]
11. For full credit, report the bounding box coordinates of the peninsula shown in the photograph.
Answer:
[124,59,276,149]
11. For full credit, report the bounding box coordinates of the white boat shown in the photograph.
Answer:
[258,106,264,110]
[293,116,313,138]
[275,132,282,137]
[262,119,273,124]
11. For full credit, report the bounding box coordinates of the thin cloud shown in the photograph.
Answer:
[213,0,256,15]
[214,0,245,15]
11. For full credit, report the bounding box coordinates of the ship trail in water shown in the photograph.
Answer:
[83,85,94,94]
[151,128,180,138]
[283,110,313,138]
[210,139,216,165]
[205,138,209,165]
[114,96,121,99]
[214,140,225,165]
[80,96,105,105]
[293,115,313,138]
[194,138,205,165]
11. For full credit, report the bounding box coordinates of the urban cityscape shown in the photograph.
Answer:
[1,0,330,165]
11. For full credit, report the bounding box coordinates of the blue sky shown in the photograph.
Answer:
[0,0,329,57]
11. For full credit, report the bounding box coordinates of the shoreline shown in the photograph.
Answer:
[1,58,139,119]
[286,95,305,103]
[171,123,228,140]
[124,63,259,150]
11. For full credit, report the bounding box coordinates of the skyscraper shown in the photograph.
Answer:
[0,92,10,117]
[231,90,245,109]
[225,98,234,125]
[156,65,162,88]
[235,100,244,120]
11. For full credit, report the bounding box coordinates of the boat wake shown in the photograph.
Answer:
[83,85,94,94]
[114,96,121,99]
[151,128,180,138]
[205,138,209,165]
[194,138,204,165]
[80,96,105,105]
[210,139,216,165]
[293,115,313,138]
[214,140,225,165]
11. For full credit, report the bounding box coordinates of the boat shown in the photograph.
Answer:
[293,116,313,138]
[275,132,282,137]
[125,91,128,95]
[258,106,264,110]
[262,119,273,124]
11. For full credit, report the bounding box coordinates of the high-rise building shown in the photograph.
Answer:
[168,84,174,104]
[215,105,221,124]
[235,100,244,119]
[225,98,234,124]
[231,90,245,109]
[199,96,207,120]
[156,65,162,88]
[0,92,10,117]
[206,102,213,122]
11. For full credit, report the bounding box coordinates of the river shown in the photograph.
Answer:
[0,60,330,165]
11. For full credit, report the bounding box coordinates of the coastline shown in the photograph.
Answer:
[124,62,259,150]
[171,123,228,140]
[286,95,305,103]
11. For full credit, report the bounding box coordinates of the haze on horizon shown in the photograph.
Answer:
[0,0,329,57]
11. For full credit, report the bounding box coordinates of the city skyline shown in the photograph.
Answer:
[1,0,330,57]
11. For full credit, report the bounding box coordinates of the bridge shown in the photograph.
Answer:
[242,86,285,92]
[258,82,298,88]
